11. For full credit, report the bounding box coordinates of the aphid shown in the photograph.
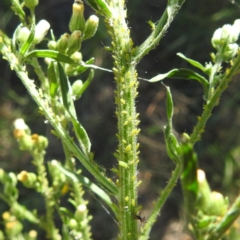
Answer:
[134,214,146,224]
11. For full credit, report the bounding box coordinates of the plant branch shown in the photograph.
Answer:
[0,41,118,196]
[133,0,185,64]
[190,53,240,144]
[139,163,182,240]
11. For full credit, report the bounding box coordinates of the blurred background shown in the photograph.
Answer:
[1,0,240,239]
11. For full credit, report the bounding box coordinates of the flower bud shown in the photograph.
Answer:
[70,51,82,62]
[24,0,39,9]
[222,43,238,60]
[207,191,229,216]
[83,15,99,40]
[69,218,78,229]
[31,134,49,150]
[72,79,83,100]
[74,204,87,221]
[17,171,37,188]
[196,169,211,211]
[18,134,34,151]
[17,27,30,44]
[33,20,50,44]
[5,219,23,237]
[221,24,233,42]
[48,40,57,50]
[13,119,30,134]
[69,0,85,33]
[211,28,222,49]
[67,30,82,55]
[56,33,70,53]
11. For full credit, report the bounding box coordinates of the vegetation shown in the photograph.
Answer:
[1,0,240,239]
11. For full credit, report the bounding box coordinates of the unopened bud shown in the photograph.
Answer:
[31,134,48,150]
[196,169,211,210]
[24,0,39,9]
[18,134,34,151]
[69,0,85,33]
[70,51,82,62]
[83,15,99,40]
[17,27,30,44]
[56,33,70,53]
[74,204,87,221]
[33,20,50,44]
[222,43,238,60]
[48,40,57,50]
[17,171,37,188]
[72,79,83,100]
[207,191,229,216]
[67,30,82,55]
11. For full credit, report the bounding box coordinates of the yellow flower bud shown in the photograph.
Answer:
[83,15,99,40]
[69,0,85,33]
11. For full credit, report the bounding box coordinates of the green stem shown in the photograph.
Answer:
[105,2,140,239]
[190,53,240,144]
[0,42,117,196]
[139,163,182,240]
[133,0,185,64]
[209,194,240,240]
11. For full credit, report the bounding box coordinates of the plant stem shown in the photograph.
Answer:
[139,163,182,240]
[133,0,185,64]
[190,53,240,144]
[105,1,141,239]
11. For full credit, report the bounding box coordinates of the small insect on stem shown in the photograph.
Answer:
[134,214,146,225]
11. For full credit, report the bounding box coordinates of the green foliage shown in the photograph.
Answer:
[1,0,240,240]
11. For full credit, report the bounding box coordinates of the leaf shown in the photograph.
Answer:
[165,85,173,121]
[177,53,207,73]
[58,62,91,154]
[47,61,59,98]
[148,68,209,98]
[53,162,113,207]
[163,85,182,164]
[84,0,112,18]
[25,50,76,64]
[20,23,35,56]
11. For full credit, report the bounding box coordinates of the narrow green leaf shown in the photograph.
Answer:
[149,68,209,98]
[177,53,207,73]
[58,62,91,154]
[163,85,182,164]
[25,50,76,64]
[165,85,173,121]
[47,61,59,98]
[53,162,113,207]
[164,125,182,164]
[84,0,112,18]
[71,117,91,154]
[20,23,35,56]
[58,62,77,119]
